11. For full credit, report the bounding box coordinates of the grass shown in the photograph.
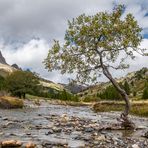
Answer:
[93,100,148,117]
[26,94,91,106]
[0,96,24,109]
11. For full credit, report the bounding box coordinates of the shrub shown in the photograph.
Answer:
[142,88,148,99]
[0,75,5,90]
[98,85,122,100]
[5,71,40,99]
[123,80,131,95]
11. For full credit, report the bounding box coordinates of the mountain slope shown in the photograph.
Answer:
[78,67,148,100]
[60,83,86,94]
[0,51,16,77]
[0,51,7,65]
[0,63,16,77]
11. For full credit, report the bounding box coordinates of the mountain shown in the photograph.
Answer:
[11,64,22,70]
[0,63,16,77]
[78,67,148,100]
[39,78,65,92]
[60,83,86,94]
[0,51,7,65]
[0,51,16,77]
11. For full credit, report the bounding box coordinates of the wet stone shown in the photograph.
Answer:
[25,142,36,148]
[143,131,148,138]
[52,127,62,133]
[42,140,68,148]
[45,129,54,135]
[84,127,94,133]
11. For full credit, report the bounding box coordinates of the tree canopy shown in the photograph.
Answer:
[44,5,146,84]
[6,71,40,98]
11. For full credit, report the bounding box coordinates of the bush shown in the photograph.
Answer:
[5,71,40,99]
[142,88,148,99]
[133,91,137,97]
[123,80,130,95]
[0,75,5,90]
[142,82,148,99]
[98,85,122,100]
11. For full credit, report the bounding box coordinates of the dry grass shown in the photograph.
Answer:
[0,96,24,109]
[93,101,148,117]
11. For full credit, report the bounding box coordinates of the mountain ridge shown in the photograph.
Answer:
[78,67,148,100]
[0,51,7,65]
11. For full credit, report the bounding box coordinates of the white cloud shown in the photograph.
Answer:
[1,39,48,68]
[0,0,147,84]
[0,38,147,84]
[0,39,74,83]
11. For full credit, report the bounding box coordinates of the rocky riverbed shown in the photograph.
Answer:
[0,100,148,148]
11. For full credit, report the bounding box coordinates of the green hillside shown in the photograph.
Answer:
[78,67,148,101]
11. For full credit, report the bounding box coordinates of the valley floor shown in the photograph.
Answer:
[0,100,148,147]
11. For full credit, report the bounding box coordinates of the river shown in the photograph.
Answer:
[0,101,148,147]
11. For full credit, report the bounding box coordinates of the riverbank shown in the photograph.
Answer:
[93,101,148,117]
[0,101,148,147]
[26,95,148,117]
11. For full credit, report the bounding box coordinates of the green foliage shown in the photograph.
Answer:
[5,71,40,98]
[98,85,121,100]
[135,67,148,80]
[37,87,79,102]
[0,75,5,90]
[142,83,148,99]
[133,91,137,97]
[44,5,144,84]
[59,89,79,102]
[83,96,98,102]
[123,80,130,95]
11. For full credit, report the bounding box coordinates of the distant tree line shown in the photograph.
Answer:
[0,71,79,101]
[97,81,131,100]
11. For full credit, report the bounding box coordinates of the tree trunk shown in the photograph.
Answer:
[102,67,130,117]
[102,67,135,129]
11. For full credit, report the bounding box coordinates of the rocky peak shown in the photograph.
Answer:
[11,64,22,70]
[0,51,7,65]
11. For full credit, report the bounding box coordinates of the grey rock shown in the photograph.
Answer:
[0,51,7,65]
[45,129,54,135]
[84,127,94,132]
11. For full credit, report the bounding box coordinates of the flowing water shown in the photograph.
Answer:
[0,101,148,147]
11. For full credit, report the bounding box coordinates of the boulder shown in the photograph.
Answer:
[1,140,22,147]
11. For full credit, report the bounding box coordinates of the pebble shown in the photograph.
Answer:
[132,144,140,148]
[25,142,36,148]
[45,129,54,135]
[52,127,62,133]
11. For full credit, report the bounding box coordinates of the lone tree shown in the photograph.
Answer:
[44,5,147,128]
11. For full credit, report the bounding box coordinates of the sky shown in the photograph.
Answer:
[0,0,148,84]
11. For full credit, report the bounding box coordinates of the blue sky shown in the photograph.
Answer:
[0,0,148,83]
